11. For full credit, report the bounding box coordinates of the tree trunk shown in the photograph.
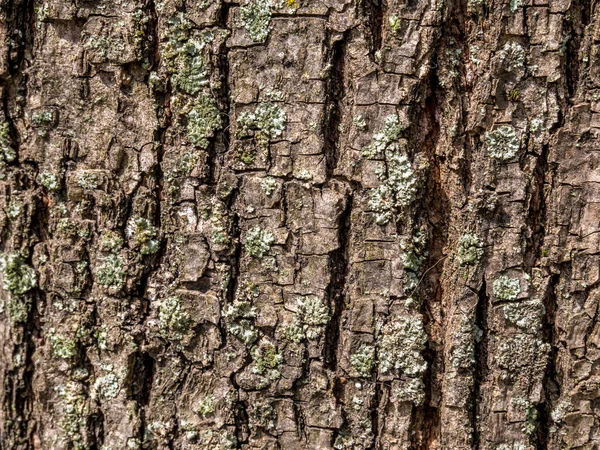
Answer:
[0,0,598,448]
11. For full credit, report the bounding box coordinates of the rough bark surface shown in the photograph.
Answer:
[0,0,598,449]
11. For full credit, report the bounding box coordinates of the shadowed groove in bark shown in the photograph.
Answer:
[537,273,559,450]
[523,143,549,271]
[472,278,489,450]
[323,32,346,180]
[361,0,384,55]
[563,0,592,100]
[1,0,38,447]
[127,351,155,444]
[412,47,446,450]
[324,193,352,371]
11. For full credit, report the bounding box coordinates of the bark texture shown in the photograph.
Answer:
[0,0,599,449]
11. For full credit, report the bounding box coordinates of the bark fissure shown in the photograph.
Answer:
[472,278,489,450]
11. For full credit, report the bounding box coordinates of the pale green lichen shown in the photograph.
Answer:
[389,14,401,35]
[523,403,538,436]
[495,444,527,450]
[196,395,216,417]
[6,296,30,322]
[260,177,277,196]
[237,102,287,146]
[188,94,223,149]
[493,275,521,300]
[361,114,402,159]
[450,315,482,370]
[0,253,36,295]
[223,300,259,344]
[31,110,53,127]
[378,315,427,376]
[485,125,520,160]
[96,254,125,290]
[127,216,159,255]
[244,226,274,258]
[285,296,330,342]
[496,333,550,378]
[6,200,21,219]
[158,296,191,341]
[0,121,16,165]
[55,381,90,448]
[353,114,367,130]
[500,41,525,71]
[251,339,283,386]
[78,172,100,190]
[457,232,484,265]
[369,154,418,225]
[503,300,544,331]
[100,231,124,253]
[294,168,313,181]
[92,365,120,400]
[396,377,425,405]
[350,343,375,377]
[49,329,77,359]
[249,400,276,430]
[40,171,60,191]
[363,115,417,225]
[400,231,427,290]
[240,0,272,43]
[171,39,209,95]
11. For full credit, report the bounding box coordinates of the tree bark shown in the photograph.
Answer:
[0,0,598,449]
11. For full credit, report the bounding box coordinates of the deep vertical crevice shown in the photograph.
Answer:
[362,0,384,54]
[471,279,489,450]
[563,0,592,100]
[1,0,38,447]
[537,273,560,450]
[523,143,549,271]
[324,193,352,371]
[411,42,447,450]
[127,351,155,444]
[323,32,346,179]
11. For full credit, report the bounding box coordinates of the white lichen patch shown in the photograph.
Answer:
[127,216,159,255]
[244,226,274,258]
[196,395,216,417]
[496,333,550,377]
[395,377,425,405]
[157,296,191,341]
[55,381,90,447]
[223,300,259,344]
[48,328,77,359]
[285,296,330,342]
[92,364,121,400]
[503,299,545,331]
[96,254,125,290]
[260,177,277,196]
[362,114,418,225]
[239,0,272,43]
[187,94,223,149]
[0,121,16,166]
[171,38,210,95]
[0,253,36,295]
[500,41,525,71]
[237,102,287,143]
[369,154,418,225]
[378,315,427,376]
[251,338,283,385]
[457,232,484,265]
[40,171,60,191]
[493,275,521,300]
[485,125,520,160]
[350,343,375,377]
[361,114,402,159]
